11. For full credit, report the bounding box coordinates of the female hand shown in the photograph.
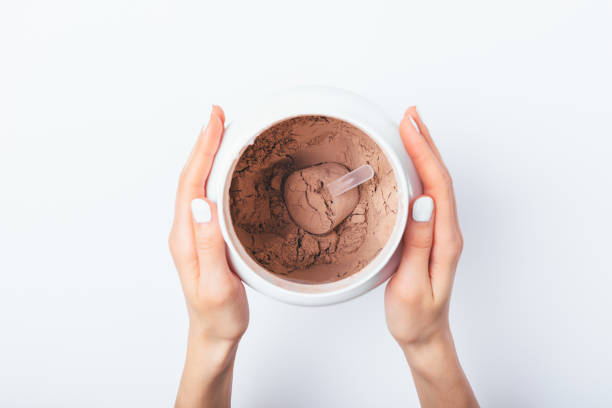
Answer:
[385,107,478,407]
[169,106,248,408]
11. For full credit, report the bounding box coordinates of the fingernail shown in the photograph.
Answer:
[191,199,212,223]
[412,196,434,222]
[209,105,224,128]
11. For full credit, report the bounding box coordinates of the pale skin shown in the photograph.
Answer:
[169,105,478,407]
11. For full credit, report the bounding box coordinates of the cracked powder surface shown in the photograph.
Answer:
[283,162,359,235]
[229,116,398,284]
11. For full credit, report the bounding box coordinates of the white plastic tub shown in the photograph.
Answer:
[206,87,422,306]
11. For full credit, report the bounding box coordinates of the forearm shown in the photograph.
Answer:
[402,330,478,408]
[175,331,238,408]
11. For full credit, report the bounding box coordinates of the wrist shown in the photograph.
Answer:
[401,328,459,380]
[186,328,239,374]
[400,329,479,407]
[175,331,238,408]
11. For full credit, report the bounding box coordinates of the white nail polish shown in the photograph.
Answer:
[191,199,212,223]
[412,196,434,222]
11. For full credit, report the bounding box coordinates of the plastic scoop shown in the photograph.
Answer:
[326,164,375,198]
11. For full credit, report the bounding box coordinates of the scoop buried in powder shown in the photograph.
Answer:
[283,163,374,235]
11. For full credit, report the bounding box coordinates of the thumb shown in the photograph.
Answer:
[398,195,435,285]
[190,198,228,276]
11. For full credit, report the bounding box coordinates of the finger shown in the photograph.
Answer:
[396,195,436,290]
[404,106,444,166]
[399,113,449,196]
[191,198,230,280]
[399,114,462,296]
[180,105,225,200]
[404,107,459,226]
[403,107,458,219]
[170,106,225,270]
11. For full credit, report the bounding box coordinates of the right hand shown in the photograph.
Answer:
[170,105,248,408]
[169,105,249,347]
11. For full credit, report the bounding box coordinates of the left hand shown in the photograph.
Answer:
[384,107,477,407]
[385,106,461,349]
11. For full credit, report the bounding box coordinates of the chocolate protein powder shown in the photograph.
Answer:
[283,162,359,235]
[229,116,398,284]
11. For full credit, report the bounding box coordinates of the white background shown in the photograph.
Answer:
[1,0,611,406]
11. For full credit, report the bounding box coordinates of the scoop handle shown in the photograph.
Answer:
[327,164,375,198]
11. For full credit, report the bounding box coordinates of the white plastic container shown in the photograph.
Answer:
[206,87,422,306]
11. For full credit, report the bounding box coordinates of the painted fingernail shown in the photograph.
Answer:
[412,196,434,222]
[191,199,212,223]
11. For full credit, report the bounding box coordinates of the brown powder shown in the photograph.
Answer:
[229,116,398,284]
[283,162,359,235]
